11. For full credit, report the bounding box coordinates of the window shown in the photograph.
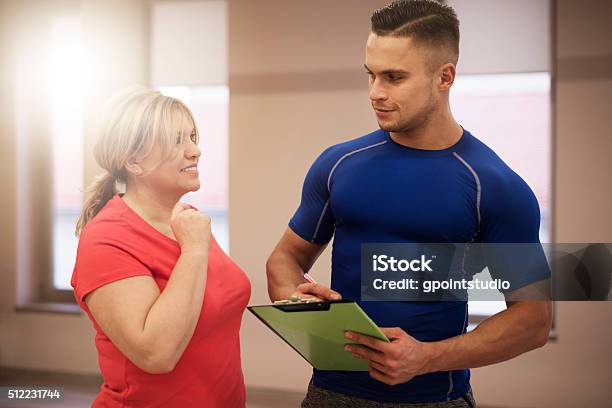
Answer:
[451,73,552,318]
[151,1,229,251]
[51,17,84,290]
[158,86,229,252]
[15,15,83,302]
[47,0,231,294]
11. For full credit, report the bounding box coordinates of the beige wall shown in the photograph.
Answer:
[471,1,612,405]
[0,0,610,407]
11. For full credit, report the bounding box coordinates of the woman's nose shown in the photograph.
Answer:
[186,144,201,159]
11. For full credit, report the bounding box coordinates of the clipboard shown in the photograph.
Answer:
[248,299,389,371]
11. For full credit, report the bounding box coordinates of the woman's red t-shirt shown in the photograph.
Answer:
[71,195,251,407]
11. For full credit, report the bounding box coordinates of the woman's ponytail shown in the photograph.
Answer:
[74,172,117,236]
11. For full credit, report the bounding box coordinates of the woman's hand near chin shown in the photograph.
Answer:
[170,201,212,255]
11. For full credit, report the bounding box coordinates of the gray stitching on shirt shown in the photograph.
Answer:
[453,152,483,280]
[462,304,469,333]
[311,199,330,243]
[447,307,469,401]
[326,140,388,192]
[452,152,481,226]
[311,140,386,242]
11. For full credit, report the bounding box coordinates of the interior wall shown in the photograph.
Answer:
[449,0,551,74]
[472,1,610,403]
[150,0,227,87]
[0,0,19,315]
[471,2,612,403]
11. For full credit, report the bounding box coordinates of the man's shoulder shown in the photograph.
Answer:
[314,128,387,167]
[459,131,538,211]
[459,131,525,184]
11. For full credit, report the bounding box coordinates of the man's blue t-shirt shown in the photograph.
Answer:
[289,128,543,403]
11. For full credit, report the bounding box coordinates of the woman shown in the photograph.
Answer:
[71,86,251,407]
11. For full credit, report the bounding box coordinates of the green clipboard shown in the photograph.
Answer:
[248,299,389,371]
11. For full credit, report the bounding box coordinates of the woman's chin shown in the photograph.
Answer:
[171,180,201,196]
[188,182,201,192]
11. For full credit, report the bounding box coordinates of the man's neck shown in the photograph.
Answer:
[390,109,463,150]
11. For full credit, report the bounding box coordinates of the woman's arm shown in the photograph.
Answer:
[85,203,211,374]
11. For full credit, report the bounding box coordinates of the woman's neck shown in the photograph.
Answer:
[122,186,180,237]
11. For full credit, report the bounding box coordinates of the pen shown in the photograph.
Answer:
[303,273,317,284]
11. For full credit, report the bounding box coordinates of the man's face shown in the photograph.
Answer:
[365,33,439,133]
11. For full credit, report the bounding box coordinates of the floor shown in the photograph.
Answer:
[0,368,499,407]
[0,367,304,408]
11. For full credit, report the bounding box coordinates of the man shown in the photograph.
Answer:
[266,1,552,406]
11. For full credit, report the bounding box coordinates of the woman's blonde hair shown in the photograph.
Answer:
[75,85,198,236]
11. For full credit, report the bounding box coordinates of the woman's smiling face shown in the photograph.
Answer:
[132,120,202,197]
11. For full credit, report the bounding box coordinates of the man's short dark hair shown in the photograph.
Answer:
[371,0,460,68]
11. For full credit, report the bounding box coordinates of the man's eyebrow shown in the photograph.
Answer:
[364,64,409,75]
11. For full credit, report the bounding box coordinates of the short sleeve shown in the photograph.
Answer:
[479,171,551,291]
[480,170,542,244]
[289,148,337,245]
[71,221,153,303]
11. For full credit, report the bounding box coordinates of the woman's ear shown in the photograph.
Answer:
[124,157,143,176]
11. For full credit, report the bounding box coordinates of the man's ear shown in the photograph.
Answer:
[438,63,456,91]
[124,157,143,176]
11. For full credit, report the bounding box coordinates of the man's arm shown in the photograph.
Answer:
[266,228,341,301]
[423,299,552,370]
[344,298,552,385]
